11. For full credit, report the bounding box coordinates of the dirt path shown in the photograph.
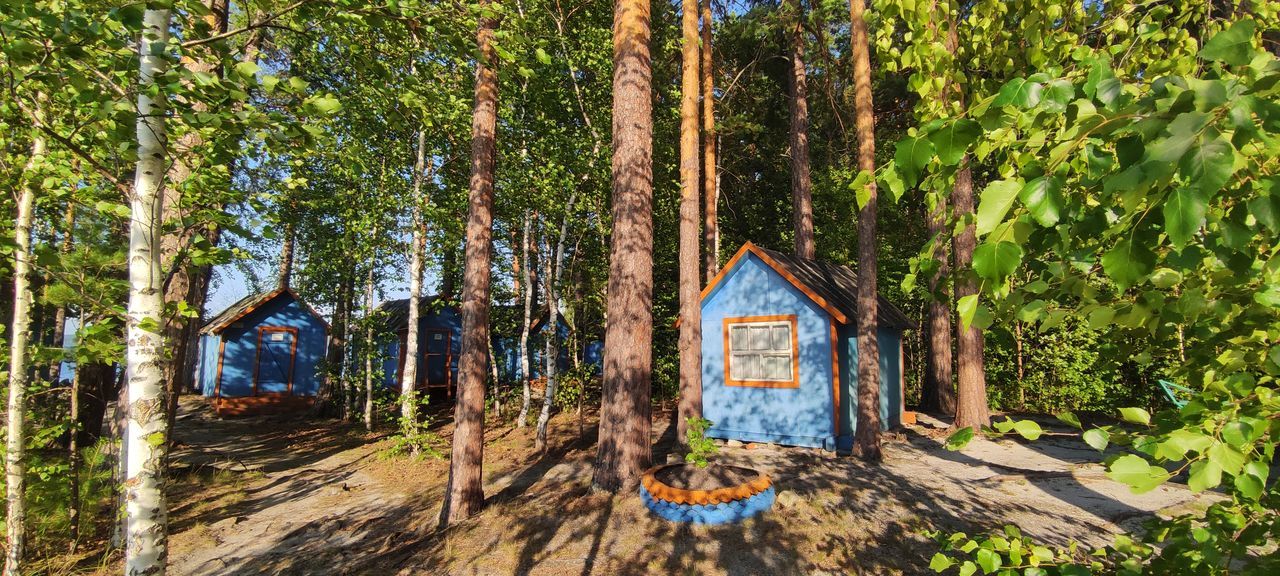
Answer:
[165,402,1213,575]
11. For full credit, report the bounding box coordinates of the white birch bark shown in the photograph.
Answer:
[4,128,46,576]
[400,129,427,439]
[517,210,533,427]
[124,8,173,575]
[363,259,375,432]
[535,193,575,452]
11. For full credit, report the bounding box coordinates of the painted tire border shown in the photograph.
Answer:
[641,484,776,525]
[640,464,772,506]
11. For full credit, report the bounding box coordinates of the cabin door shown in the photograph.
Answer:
[254,327,297,395]
[423,329,452,398]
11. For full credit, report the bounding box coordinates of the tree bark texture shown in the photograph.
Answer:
[363,261,375,432]
[593,0,654,493]
[401,130,429,436]
[49,202,76,384]
[700,0,718,279]
[677,0,703,444]
[951,165,991,430]
[849,0,882,461]
[125,9,173,574]
[537,192,576,452]
[440,6,498,526]
[788,0,814,260]
[4,130,45,576]
[923,191,955,415]
[278,221,295,289]
[518,211,534,428]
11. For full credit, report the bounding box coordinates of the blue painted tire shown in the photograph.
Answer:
[641,484,776,524]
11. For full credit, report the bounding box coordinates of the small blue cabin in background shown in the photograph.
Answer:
[700,242,914,451]
[377,296,461,401]
[197,288,330,415]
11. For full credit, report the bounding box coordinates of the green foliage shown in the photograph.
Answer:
[683,417,718,469]
[381,395,444,461]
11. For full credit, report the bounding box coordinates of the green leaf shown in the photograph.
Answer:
[1101,238,1156,290]
[1221,421,1254,448]
[1019,176,1065,227]
[976,548,1001,574]
[535,47,552,65]
[993,77,1042,109]
[946,426,975,451]
[1056,412,1082,430]
[1087,306,1115,330]
[234,61,260,79]
[1083,428,1109,451]
[1107,454,1170,494]
[929,553,954,572]
[957,294,979,331]
[1150,268,1183,289]
[1118,407,1150,425]
[1188,459,1222,492]
[1234,472,1263,500]
[930,120,981,166]
[307,95,342,115]
[1207,443,1246,476]
[1040,79,1075,114]
[1148,112,1210,162]
[1200,19,1257,66]
[959,561,977,576]
[894,137,935,189]
[1012,419,1043,441]
[975,179,1023,237]
[973,241,1023,282]
[1179,137,1236,194]
[1247,193,1280,232]
[1163,188,1208,248]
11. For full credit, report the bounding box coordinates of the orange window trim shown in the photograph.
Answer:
[722,314,800,389]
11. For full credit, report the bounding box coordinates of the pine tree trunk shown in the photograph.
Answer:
[124,9,173,573]
[951,165,990,430]
[593,0,654,493]
[849,0,882,461]
[440,4,499,526]
[401,129,428,444]
[923,192,955,415]
[363,262,376,432]
[788,0,815,260]
[518,210,534,428]
[677,0,703,444]
[701,0,718,279]
[4,129,45,576]
[278,222,295,289]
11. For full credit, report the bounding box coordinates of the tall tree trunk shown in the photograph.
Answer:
[400,130,429,445]
[67,345,84,553]
[124,9,173,573]
[849,0,882,461]
[278,222,295,289]
[363,260,376,432]
[951,165,990,429]
[50,202,76,384]
[4,130,45,576]
[440,5,499,526]
[923,194,955,415]
[788,0,814,260]
[701,0,718,279]
[344,276,357,421]
[518,211,534,428]
[593,0,654,493]
[536,194,577,452]
[677,0,703,444]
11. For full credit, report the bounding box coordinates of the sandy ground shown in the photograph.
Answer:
[165,400,1213,575]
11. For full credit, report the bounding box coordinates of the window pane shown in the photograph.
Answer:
[776,355,793,379]
[750,326,771,350]
[729,326,748,352]
[730,354,747,380]
[771,325,790,351]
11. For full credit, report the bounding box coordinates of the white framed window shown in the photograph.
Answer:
[723,315,799,388]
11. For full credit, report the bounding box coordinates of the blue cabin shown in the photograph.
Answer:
[492,313,579,383]
[197,288,330,415]
[377,296,461,400]
[699,242,914,450]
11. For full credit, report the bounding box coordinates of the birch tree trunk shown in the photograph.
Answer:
[536,194,576,452]
[593,0,654,493]
[701,0,718,279]
[68,339,84,553]
[401,129,428,443]
[677,0,703,444]
[124,8,174,573]
[363,260,376,432]
[440,3,499,526]
[517,210,533,428]
[849,0,882,461]
[50,202,76,384]
[4,128,46,576]
[788,0,815,260]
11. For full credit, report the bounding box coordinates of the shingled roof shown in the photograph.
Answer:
[201,287,331,334]
[711,243,916,330]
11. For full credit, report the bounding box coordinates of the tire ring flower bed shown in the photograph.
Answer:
[639,464,775,524]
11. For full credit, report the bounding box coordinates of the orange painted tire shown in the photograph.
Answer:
[641,464,772,506]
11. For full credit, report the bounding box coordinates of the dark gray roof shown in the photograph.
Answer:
[753,245,915,329]
[375,296,452,332]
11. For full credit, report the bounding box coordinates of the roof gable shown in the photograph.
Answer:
[702,242,915,330]
[202,287,331,334]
